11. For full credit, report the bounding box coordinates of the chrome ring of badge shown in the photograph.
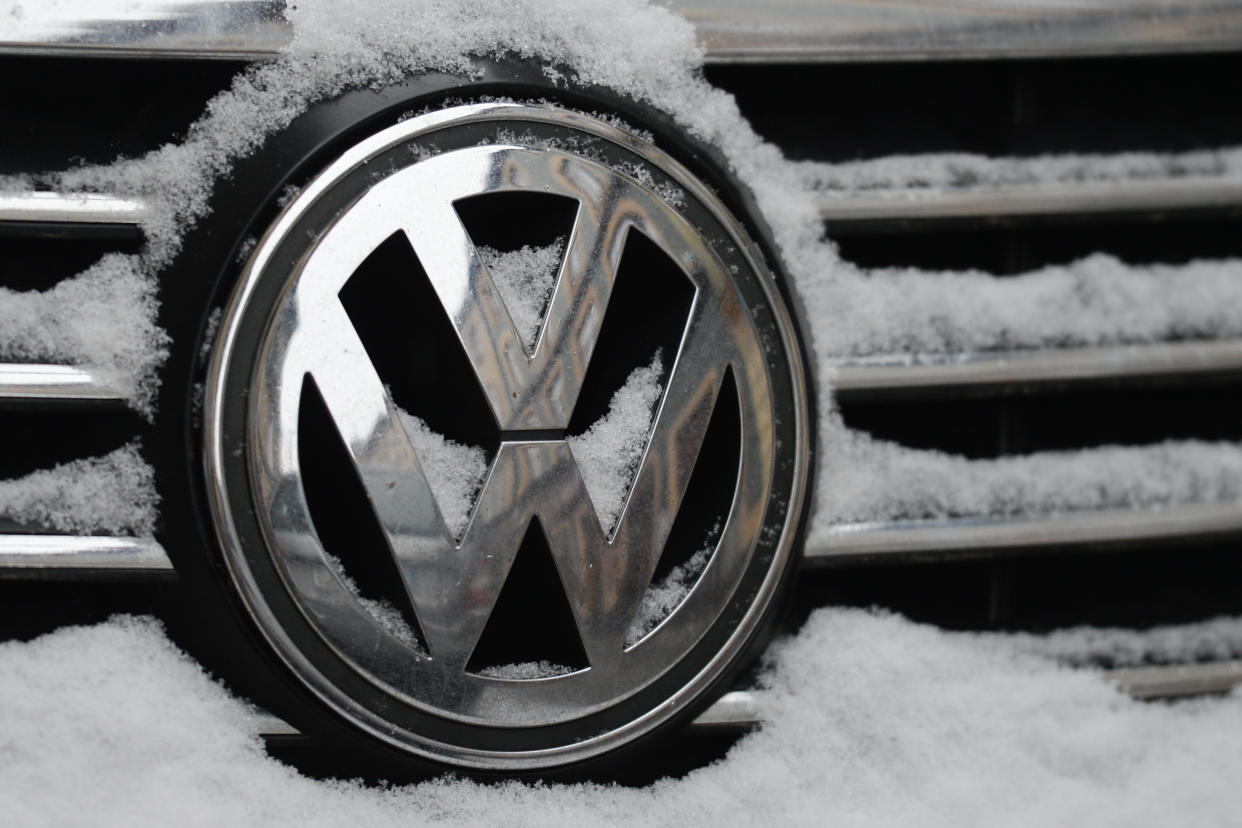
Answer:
[204,102,809,769]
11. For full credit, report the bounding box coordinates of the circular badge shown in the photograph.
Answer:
[205,103,808,769]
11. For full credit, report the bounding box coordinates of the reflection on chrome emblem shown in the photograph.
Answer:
[205,103,808,769]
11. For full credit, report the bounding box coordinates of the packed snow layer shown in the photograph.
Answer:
[814,422,1242,531]
[394,409,488,538]
[568,352,664,531]
[0,444,157,537]
[5,611,1242,826]
[802,145,1242,193]
[477,238,565,350]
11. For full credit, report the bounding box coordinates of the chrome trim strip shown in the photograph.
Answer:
[252,691,765,740]
[817,177,1242,224]
[831,341,1242,396]
[805,502,1242,563]
[674,0,1242,63]
[3,1,1241,63]
[1110,660,1242,700]
[685,690,760,732]
[0,535,174,577]
[0,191,148,226]
[0,1,290,60]
[0,364,128,404]
[251,711,301,738]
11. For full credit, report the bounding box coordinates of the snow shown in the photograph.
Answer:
[814,425,1242,531]
[626,541,712,648]
[802,145,1242,193]
[477,237,565,350]
[321,551,424,652]
[568,352,664,532]
[802,254,1242,360]
[394,409,488,539]
[0,254,168,410]
[0,443,157,537]
[1010,616,1242,669]
[4,611,1242,826]
[477,661,576,680]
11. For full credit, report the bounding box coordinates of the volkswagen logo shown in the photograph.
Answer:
[204,103,808,769]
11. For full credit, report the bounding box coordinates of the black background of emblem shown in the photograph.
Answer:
[155,56,816,780]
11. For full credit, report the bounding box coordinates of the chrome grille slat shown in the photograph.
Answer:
[1110,660,1242,700]
[253,661,1242,739]
[832,340,1242,397]
[0,0,290,60]
[805,503,1242,564]
[0,364,128,406]
[3,1,1242,63]
[0,535,174,579]
[817,176,1242,225]
[684,690,759,733]
[0,191,147,235]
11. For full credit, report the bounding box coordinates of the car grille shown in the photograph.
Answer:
[2,3,1241,751]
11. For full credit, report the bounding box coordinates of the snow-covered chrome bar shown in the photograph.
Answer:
[817,177,1242,225]
[675,0,1242,63]
[805,503,1242,564]
[1111,660,1242,700]
[684,691,761,732]
[0,364,128,405]
[0,535,174,579]
[831,341,1242,397]
[0,191,148,233]
[253,663,1242,740]
[3,0,1241,62]
[0,0,289,60]
[685,664,1242,723]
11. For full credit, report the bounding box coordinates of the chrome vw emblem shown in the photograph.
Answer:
[206,103,808,769]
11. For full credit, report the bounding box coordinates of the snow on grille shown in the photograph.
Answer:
[0,0,1238,535]
[0,444,157,537]
[802,254,1242,360]
[4,611,1242,825]
[800,145,1242,193]
[1009,615,1242,669]
[814,423,1242,531]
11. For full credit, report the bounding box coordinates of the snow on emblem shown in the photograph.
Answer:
[205,103,808,770]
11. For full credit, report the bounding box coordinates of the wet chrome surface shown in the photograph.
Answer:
[205,104,809,767]
[0,535,173,579]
